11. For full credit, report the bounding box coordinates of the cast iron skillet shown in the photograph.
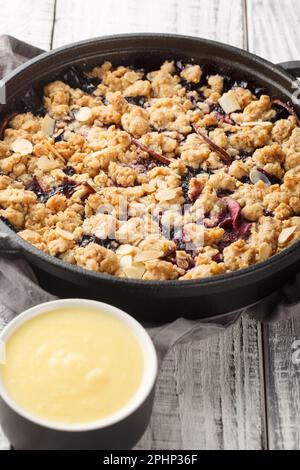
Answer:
[1,33,300,321]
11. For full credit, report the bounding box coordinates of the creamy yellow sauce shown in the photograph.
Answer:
[0,307,144,425]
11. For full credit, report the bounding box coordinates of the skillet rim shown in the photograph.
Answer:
[1,32,300,290]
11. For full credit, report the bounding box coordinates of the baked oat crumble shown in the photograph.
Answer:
[1,60,300,281]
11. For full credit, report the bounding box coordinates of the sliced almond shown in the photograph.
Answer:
[116,244,134,255]
[134,250,164,262]
[10,138,33,156]
[41,114,55,136]
[143,183,156,193]
[218,91,241,114]
[56,227,74,240]
[75,107,93,122]
[119,254,133,269]
[240,121,272,127]
[71,188,86,199]
[157,180,167,189]
[155,188,176,202]
[249,168,271,186]
[278,226,296,245]
[123,265,145,279]
[37,156,59,171]
[89,150,104,158]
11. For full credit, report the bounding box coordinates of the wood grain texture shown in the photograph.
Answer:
[136,349,182,450]
[263,319,300,450]
[137,316,265,450]
[247,0,300,450]
[247,0,300,63]
[0,0,55,51]
[52,0,244,48]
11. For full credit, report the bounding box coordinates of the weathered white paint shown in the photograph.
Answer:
[52,0,244,48]
[0,0,55,51]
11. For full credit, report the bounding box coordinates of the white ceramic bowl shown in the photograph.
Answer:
[0,299,157,449]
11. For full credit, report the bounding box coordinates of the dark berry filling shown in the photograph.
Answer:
[61,67,102,94]
[63,166,76,176]
[78,234,119,251]
[125,96,146,107]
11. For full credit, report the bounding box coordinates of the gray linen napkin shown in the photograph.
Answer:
[0,35,299,363]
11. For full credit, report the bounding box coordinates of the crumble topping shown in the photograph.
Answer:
[1,60,300,281]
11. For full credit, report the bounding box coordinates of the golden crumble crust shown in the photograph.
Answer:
[1,59,300,281]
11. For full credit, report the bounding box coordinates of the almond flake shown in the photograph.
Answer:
[10,138,33,156]
[249,168,271,186]
[123,265,145,279]
[75,107,93,122]
[56,227,74,240]
[116,244,134,255]
[37,156,59,171]
[240,121,272,127]
[155,188,176,202]
[218,91,241,114]
[119,254,133,269]
[41,114,56,136]
[134,250,164,262]
[89,150,103,158]
[278,226,296,245]
[71,187,88,200]
[143,183,156,193]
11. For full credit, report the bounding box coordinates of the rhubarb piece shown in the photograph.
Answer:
[131,138,171,164]
[257,167,282,185]
[225,198,241,231]
[81,181,97,199]
[271,99,299,123]
[192,124,232,165]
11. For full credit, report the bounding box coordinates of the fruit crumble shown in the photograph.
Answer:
[1,60,300,281]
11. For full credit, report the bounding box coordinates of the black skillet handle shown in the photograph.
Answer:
[277,61,300,78]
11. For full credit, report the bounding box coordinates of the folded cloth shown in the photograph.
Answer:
[0,35,299,364]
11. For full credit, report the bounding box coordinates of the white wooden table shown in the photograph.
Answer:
[0,0,300,450]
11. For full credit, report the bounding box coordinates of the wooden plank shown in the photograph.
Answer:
[263,320,300,449]
[136,349,182,449]
[137,316,266,450]
[172,317,265,450]
[52,0,244,48]
[0,0,55,51]
[247,0,300,63]
[247,0,300,450]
